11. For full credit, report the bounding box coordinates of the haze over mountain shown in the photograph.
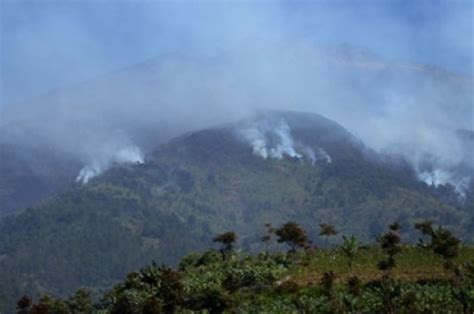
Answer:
[2,1,473,217]
[1,43,473,217]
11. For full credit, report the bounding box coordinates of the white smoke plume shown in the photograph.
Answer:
[354,93,473,196]
[239,119,299,159]
[76,140,144,184]
[418,169,471,195]
[76,163,101,184]
[315,148,332,164]
[238,118,331,165]
[268,120,302,159]
[300,146,316,165]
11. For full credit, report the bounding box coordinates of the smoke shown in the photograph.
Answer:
[1,2,473,194]
[316,148,332,164]
[75,136,144,184]
[270,120,301,159]
[239,119,302,160]
[238,118,331,165]
[419,170,471,194]
[355,92,473,195]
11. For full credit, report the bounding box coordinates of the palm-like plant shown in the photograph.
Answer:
[377,223,402,274]
[415,221,461,269]
[341,235,359,272]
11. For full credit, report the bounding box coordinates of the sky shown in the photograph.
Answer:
[1,0,473,107]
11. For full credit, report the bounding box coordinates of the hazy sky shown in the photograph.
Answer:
[1,0,473,106]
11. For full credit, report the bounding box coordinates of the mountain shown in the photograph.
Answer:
[0,111,472,311]
[1,43,472,216]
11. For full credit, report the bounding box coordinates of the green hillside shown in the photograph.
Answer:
[0,112,472,312]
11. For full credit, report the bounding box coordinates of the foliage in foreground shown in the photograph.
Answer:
[16,223,474,313]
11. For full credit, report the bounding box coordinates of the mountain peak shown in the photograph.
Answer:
[150,111,363,167]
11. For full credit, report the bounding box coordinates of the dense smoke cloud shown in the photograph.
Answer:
[237,118,331,165]
[75,142,144,184]
[1,1,473,190]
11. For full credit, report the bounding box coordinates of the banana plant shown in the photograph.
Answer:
[341,235,360,272]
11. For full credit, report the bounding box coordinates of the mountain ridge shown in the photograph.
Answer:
[1,41,472,216]
[0,111,472,311]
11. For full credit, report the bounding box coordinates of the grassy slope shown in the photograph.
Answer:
[18,245,474,313]
[290,246,474,284]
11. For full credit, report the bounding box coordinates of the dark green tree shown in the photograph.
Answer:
[213,231,237,260]
[346,276,362,297]
[343,276,363,312]
[16,295,31,314]
[415,222,469,312]
[377,223,402,274]
[29,295,68,314]
[157,266,184,314]
[375,223,403,314]
[319,223,338,247]
[67,289,93,314]
[415,221,461,269]
[143,297,163,314]
[320,271,342,311]
[275,222,308,252]
[186,287,231,314]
